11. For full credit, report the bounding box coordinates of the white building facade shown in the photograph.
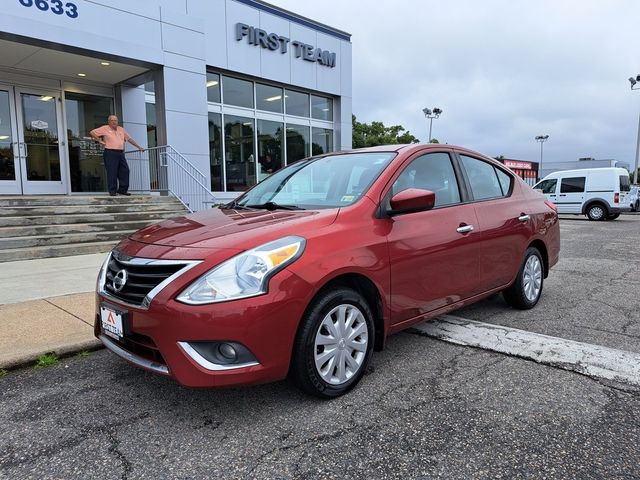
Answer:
[0,0,352,200]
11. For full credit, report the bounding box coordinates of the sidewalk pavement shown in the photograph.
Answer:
[0,253,106,369]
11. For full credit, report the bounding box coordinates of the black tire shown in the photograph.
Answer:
[290,287,374,399]
[503,247,544,310]
[586,203,607,221]
[635,200,639,212]
[607,213,620,220]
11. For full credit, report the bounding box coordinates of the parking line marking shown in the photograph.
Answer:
[410,315,640,387]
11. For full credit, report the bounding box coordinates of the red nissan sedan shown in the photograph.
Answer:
[96,144,559,398]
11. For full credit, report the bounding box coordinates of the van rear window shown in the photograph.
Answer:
[620,175,630,192]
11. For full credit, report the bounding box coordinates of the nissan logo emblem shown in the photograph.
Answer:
[112,269,128,293]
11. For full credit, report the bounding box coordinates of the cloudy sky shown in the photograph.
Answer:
[271,0,640,166]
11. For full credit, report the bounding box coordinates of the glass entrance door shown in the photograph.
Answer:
[0,86,21,195]
[15,88,67,194]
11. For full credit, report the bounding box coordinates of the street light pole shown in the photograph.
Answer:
[535,135,549,175]
[629,75,640,183]
[422,107,442,142]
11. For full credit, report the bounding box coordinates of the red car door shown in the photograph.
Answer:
[457,153,532,290]
[384,151,482,326]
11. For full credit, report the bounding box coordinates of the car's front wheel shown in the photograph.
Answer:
[503,247,544,310]
[291,287,374,398]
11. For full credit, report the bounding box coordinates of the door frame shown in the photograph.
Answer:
[15,86,69,195]
[0,84,23,195]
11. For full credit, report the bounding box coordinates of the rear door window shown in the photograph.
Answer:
[560,177,585,193]
[460,155,505,200]
[620,175,630,192]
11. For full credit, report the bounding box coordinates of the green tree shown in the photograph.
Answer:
[352,115,420,148]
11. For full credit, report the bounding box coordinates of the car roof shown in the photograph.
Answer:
[337,144,492,158]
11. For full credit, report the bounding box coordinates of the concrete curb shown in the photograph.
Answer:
[1,339,104,371]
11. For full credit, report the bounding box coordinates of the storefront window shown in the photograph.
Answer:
[208,112,223,191]
[312,127,333,155]
[65,92,113,192]
[311,95,333,121]
[285,90,309,117]
[222,76,253,109]
[206,73,221,103]
[257,120,284,182]
[256,84,283,113]
[286,124,310,164]
[224,115,255,191]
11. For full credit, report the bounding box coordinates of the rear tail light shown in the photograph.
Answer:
[614,193,619,204]
[544,200,557,212]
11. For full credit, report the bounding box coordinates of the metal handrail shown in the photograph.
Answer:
[125,145,217,212]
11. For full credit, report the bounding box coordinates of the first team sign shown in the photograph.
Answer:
[235,22,337,68]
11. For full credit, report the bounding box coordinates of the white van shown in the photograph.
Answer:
[533,167,631,220]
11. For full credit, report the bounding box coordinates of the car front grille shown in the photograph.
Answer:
[102,251,195,308]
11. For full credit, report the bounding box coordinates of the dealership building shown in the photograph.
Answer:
[0,0,352,201]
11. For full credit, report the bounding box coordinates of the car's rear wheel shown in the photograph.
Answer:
[586,203,607,221]
[503,247,544,310]
[291,287,374,398]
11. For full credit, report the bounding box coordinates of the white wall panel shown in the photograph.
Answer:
[225,0,260,76]
[340,41,353,98]
[162,24,206,60]
[315,33,341,95]
[187,0,228,69]
[288,23,317,91]
[165,111,209,157]
[257,12,291,85]
[162,68,207,114]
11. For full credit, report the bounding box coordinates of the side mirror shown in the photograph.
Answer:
[387,188,436,216]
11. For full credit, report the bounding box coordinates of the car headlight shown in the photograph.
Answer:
[96,252,111,292]
[177,236,306,305]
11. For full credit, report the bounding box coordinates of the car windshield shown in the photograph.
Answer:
[227,152,396,210]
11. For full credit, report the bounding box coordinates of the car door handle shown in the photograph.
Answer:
[559,194,567,197]
[518,214,530,222]
[456,224,474,234]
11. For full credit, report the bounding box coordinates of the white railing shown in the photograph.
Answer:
[126,146,217,212]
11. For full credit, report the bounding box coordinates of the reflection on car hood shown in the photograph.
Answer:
[129,207,339,249]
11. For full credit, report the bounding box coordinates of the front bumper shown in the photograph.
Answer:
[95,268,314,388]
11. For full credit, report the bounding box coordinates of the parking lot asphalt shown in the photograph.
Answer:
[1,215,639,479]
[458,214,640,354]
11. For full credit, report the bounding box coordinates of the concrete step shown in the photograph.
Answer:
[0,241,117,262]
[0,210,185,228]
[0,203,187,217]
[0,230,136,249]
[0,195,184,207]
[0,220,159,238]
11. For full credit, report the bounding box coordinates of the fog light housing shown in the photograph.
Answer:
[179,341,258,370]
[218,343,237,362]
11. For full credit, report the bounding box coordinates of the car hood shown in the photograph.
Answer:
[129,207,339,250]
